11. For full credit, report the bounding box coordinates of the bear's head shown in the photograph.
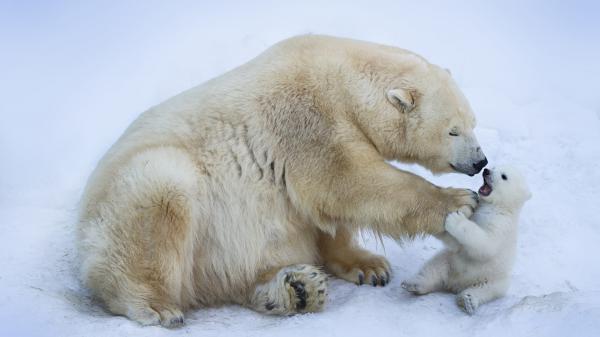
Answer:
[478,165,531,209]
[350,54,487,176]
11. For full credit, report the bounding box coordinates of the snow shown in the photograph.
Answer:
[1,1,599,336]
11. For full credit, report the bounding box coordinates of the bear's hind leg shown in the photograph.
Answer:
[102,283,185,328]
[246,264,328,315]
[81,147,202,328]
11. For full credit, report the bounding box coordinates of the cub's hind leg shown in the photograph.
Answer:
[246,264,328,315]
[456,279,509,315]
[402,251,450,295]
[79,147,203,328]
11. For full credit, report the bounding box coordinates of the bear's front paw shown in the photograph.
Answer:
[444,188,478,218]
[326,251,391,287]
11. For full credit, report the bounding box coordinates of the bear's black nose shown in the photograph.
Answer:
[473,157,488,173]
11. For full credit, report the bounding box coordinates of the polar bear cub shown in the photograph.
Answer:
[402,166,531,314]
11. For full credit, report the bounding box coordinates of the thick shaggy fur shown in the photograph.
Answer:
[77,35,486,327]
[402,166,531,314]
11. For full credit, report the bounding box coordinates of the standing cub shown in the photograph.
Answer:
[402,166,531,314]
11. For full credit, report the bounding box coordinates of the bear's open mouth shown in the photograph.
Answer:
[478,169,493,197]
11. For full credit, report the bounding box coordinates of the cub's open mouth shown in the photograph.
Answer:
[479,168,493,196]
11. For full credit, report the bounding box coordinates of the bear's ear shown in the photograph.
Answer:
[387,88,416,113]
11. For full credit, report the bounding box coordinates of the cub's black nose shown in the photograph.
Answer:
[473,157,488,173]
[483,168,490,176]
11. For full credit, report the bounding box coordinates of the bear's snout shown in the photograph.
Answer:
[472,157,488,173]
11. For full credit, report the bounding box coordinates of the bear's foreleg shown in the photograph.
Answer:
[290,160,479,239]
[318,227,391,286]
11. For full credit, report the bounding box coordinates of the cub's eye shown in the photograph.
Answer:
[449,131,459,136]
[501,174,507,180]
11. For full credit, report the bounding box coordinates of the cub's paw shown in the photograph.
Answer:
[401,277,429,295]
[444,188,478,218]
[444,211,467,232]
[456,292,478,315]
[326,251,391,287]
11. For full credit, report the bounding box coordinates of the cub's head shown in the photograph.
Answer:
[357,56,487,176]
[478,166,531,208]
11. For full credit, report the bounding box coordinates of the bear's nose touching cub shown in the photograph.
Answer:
[77,35,492,327]
[402,165,531,314]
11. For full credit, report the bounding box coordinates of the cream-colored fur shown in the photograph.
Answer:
[77,35,485,327]
[402,166,531,314]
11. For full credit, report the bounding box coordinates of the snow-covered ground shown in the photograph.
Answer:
[1,1,599,336]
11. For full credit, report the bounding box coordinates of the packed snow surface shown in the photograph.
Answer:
[1,1,599,336]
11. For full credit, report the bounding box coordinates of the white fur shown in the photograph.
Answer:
[249,265,328,315]
[77,35,485,326]
[402,166,531,314]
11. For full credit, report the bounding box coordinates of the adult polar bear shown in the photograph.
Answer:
[78,35,487,327]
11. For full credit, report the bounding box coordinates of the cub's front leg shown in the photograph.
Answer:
[444,212,496,259]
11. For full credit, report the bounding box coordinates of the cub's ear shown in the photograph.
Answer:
[387,88,417,112]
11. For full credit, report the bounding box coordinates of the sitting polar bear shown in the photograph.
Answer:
[77,35,487,327]
[402,166,531,314]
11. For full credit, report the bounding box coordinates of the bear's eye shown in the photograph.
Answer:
[449,131,459,136]
[501,174,507,180]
